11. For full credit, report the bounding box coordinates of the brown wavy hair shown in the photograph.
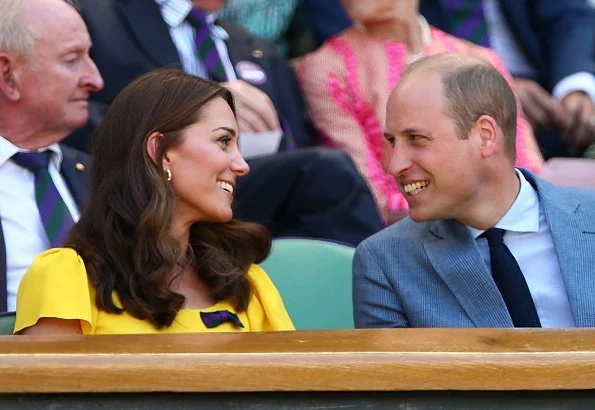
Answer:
[66,69,271,328]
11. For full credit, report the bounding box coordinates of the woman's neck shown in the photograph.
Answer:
[361,16,424,55]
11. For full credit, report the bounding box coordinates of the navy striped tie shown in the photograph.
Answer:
[446,0,490,47]
[187,8,228,82]
[11,151,75,248]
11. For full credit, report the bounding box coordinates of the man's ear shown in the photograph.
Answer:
[475,115,498,158]
[0,53,21,101]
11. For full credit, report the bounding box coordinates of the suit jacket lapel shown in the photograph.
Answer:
[59,145,90,210]
[115,0,182,69]
[533,176,595,327]
[424,220,513,327]
[219,21,250,69]
[219,22,273,94]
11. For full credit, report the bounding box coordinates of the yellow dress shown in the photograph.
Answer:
[14,248,294,334]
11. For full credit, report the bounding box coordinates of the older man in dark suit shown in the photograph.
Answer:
[0,0,103,311]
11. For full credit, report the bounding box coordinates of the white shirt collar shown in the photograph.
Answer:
[418,15,432,48]
[467,169,540,239]
[154,0,228,40]
[0,136,63,171]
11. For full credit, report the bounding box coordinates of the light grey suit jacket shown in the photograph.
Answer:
[353,170,595,328]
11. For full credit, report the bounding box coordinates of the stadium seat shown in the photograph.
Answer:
[0,311,15,335]
[260,238,355,330]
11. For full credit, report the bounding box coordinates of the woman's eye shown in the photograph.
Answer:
[218,137,232,147]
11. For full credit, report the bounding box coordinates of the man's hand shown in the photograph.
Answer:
[222,80,281,133]
[514,78,568,133]
[561,91,595,156]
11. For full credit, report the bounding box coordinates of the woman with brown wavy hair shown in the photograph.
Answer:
[14,69,293,334]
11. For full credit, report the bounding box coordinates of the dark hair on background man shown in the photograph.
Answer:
[66,69,271,328]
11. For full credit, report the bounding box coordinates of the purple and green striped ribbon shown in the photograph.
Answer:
[200,310,244,329]
[11,151,75,248]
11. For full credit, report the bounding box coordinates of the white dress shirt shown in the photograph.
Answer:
[466,170,575,327]
[0,137,80,311]
[483,0,595,102]
[154,0,237,81]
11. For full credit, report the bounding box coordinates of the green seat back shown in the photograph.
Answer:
[0,312,16,335]
[260,238,355,330]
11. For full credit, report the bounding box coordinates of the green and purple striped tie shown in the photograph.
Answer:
[187,8,228,82]
[445,0,490,47]
[11,151,75,248]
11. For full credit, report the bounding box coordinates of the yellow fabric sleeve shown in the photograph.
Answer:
[246,264,294,331]
[14,248,94,334]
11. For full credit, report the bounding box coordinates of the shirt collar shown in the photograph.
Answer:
[467,169,540,239]
[0,136,63,170]
[418,15,432,47]
[155,0,227,39]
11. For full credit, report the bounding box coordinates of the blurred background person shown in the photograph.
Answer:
[0,0,103,312]
[219,0,352,58]
[297,0,543,223]
[15,70,293,335]
[419,0,595,159]
[219,0,300,56]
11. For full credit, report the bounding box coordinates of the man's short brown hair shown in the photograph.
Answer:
[401,53,518,162]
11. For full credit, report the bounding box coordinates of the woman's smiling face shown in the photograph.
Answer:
[165,96,248,224]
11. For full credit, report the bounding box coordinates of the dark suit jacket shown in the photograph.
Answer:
[64,0,310,151]
[0,144,89,311]
[420,0,595,92]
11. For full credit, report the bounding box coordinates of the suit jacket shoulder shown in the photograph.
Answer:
[525,169,595,217]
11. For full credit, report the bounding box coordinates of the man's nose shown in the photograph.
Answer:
[388,145,413,177]
[82,58,104,92]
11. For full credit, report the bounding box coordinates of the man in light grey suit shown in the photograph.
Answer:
[353,53,595,328]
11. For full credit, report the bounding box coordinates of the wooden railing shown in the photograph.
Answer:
[1,329,595,408]
[2,328,595,392]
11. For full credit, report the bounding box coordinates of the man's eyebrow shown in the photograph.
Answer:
[402,128,420,134]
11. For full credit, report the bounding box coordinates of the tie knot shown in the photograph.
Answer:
[11,151,51,172]
[187,7,208,27]
[481,228,506,246]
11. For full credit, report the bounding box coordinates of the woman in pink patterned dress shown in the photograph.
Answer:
[297,0,543,224]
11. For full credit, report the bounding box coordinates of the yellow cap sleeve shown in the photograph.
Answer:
[14,248,93,333]
[245,264,294,331]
